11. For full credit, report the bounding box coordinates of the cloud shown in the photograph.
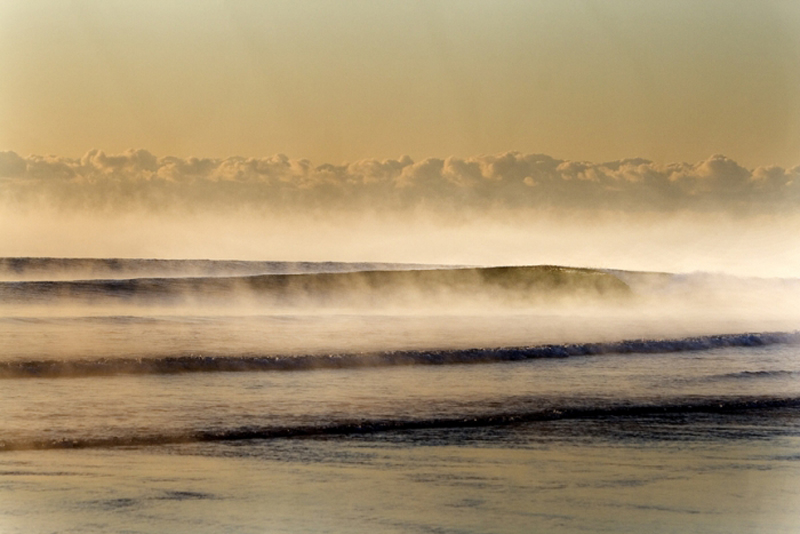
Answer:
[0,151,26,177]
[0,150,797,213]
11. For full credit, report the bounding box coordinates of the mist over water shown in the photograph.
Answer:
[2,151,799,534]
[2,208,799,278]
[0,258,797,368]
[2,149,799,277]
[3,0,800,526]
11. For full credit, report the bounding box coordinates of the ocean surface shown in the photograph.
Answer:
[1,259,799,533]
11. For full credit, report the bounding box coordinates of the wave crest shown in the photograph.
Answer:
[1,331,795,379]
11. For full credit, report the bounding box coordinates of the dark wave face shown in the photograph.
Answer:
[0,257,444,281]
[0,331,795,379]
[0,264,632,308]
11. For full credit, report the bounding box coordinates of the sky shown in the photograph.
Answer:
[1,1,799,274]
[2,0,800,167]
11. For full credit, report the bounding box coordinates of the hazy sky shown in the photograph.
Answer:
[2,1,799,274]
[2,0,800,167]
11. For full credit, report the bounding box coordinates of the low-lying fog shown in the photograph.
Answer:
[0,261,797,363]
[2,149,798,362]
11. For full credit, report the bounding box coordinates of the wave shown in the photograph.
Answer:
[0,265,632,305]
[2,396,798,451]
[0,257,444,281]
[705,370,800,381]
[1,331,795,379]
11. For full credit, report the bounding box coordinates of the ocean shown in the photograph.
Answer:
[1,259,799,533]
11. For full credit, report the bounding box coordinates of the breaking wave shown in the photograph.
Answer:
[1,331,795,379]
[0,264,632,306]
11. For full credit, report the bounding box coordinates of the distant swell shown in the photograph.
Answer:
[0,257,445,281]
[1,331,796,379]
[1,397,798,451]
[0,265,631,304]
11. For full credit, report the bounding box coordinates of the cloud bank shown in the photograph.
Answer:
[1,150,798,213]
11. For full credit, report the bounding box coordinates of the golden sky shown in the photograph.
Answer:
[2,0,799,168]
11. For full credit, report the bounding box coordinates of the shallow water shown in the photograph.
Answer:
[2,412,799,534]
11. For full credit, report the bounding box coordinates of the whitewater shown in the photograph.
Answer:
[1,258,799,533]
